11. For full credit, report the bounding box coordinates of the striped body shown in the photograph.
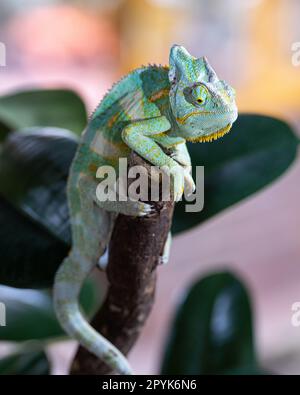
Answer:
[74,65,171,178]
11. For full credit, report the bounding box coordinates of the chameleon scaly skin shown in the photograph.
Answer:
[53,45,238,375]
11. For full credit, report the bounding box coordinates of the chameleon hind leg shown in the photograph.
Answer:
[53,174,132,375]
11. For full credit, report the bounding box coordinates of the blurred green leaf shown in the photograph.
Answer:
[172,114,299,234]
[0,196,68,288]
[0,89,87,135]
[0,127,77,244]
[0,286,62,341]
[0,350,50,375]
[160,271,261,375]
[0,128,77,287]
[0,277,102,341]
[0,119,12,142]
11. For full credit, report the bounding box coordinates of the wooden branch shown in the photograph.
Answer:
[70,152,174,375]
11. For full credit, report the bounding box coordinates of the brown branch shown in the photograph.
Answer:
[70,152,174,375]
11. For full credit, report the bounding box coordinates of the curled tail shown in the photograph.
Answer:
[53,249,133,375]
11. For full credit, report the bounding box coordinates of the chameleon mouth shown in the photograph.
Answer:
[186,123,232,143]
[176,111,211,125]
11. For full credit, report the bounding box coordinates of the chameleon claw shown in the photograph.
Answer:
[174,190,183,202]
[137,202,155,216]
[184,170,196,197]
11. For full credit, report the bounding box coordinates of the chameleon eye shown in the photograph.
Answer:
[193,84,209,106]
[183,84,208,106]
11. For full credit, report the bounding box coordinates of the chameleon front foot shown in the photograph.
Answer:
[169,165,195,201]
[134,201,156,217]
[117,200,156,217]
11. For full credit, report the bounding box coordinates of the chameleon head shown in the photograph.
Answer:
[168,45,238,142]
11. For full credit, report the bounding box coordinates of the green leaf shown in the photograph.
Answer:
[0,128,77,287]
[0,119,12,142]
[0,277,102,341]
[172,114,299,234]
[0,286,62,341]
[0,89,87,135]
[0,127,77,244]
[0,350,50,375]
[0,196,69,288]
[160,271,260,375]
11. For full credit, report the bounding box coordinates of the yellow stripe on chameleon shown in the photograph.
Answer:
[154,132,167,138]
[176,111,212,125]
[108,112,120,128]
[88,163,98,173]
[186,123,232,143]
[149,88,169,103]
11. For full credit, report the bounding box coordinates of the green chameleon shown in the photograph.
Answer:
[53,45,238,374]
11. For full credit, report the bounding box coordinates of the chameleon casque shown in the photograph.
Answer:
[53,45,238,374]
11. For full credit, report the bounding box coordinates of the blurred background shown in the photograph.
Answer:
[0,0,300,374]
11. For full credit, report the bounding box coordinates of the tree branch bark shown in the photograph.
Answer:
[70,152,174,375]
